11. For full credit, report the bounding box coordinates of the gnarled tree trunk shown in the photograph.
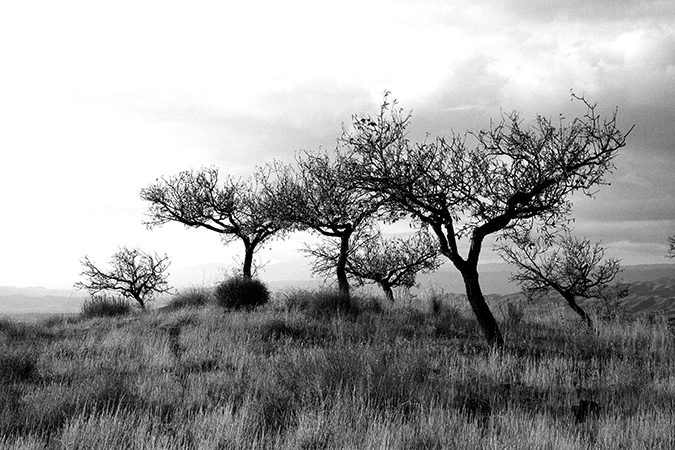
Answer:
[562,292,593,326]
[460,267,504,348]
[379,280,394,302]
[336,234,351,296]
[242,240,254,279]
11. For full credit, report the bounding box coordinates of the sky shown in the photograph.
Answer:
[1,0,674,289]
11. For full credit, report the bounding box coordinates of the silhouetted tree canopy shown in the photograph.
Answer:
[305,224,442,301]
[140,167,288,278]
[342,93,632,346]
[74,246,172,309]
[497,229,624,325]
[265,150,382,295]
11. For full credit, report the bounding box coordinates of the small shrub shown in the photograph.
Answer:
[428,290,449,316]
[165,286,212,310]
[80,294,132,319]
[282,288,354,319]
[501,300,526,326]
[40,315,79,328]
[259,319,305,342]
[354,294,384,315]
[431,305,466,339]
[214,276,270,311]
[281,288,316,312]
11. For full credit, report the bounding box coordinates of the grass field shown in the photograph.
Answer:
[1,289,674,449]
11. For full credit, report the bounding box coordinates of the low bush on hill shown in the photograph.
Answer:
[80,294,132,319]
[1,286,674,449]
[281,288,355,319]
[214,276,270,311]
[165,286,212,310]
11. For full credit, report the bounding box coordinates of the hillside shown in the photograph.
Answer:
[1,291,674,448]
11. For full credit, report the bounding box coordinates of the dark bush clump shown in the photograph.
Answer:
[80,294,132,319]
[214,276,270,310]
[165,286,212,310]
[282,288,354,319]
[259,319,306,342]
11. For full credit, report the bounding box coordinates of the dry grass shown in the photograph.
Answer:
[1,289,674,449]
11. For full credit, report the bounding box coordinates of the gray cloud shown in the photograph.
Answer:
[498,0,675,23]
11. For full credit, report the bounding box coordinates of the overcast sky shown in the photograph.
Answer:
[1,0,674,289]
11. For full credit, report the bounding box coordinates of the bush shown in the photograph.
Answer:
[40,315,78,328]
[80,294,132,319]
[354,294,384,315]
[282,288,354,319]
[214,276,270,311]
[500,300,526,327]
[165,286,211,310]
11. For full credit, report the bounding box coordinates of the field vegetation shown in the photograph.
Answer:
[1,286,674,449]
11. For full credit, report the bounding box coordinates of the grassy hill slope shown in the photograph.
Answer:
[1,291,674,449]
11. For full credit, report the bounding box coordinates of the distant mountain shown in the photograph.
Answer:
[417,263,675,296]
[417,264,518,295]
[1,263,673,317]
[0,294,84,315]
[616,265,675,284]
[619,278,675,317]
[166,261,675,295]
[487,275,675,320]
[0,286,86,298]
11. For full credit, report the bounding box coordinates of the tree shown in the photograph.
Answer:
[305,225,442,301]
[74,246,172,309]
[667,235,675,259]
[342,93,631,347]
[140,167,287,279]
[497,229,623,326]
[266,150,381,295]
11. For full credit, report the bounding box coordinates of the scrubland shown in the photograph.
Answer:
[1,288,674,449]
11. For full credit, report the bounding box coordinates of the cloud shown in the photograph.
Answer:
[415,55,510,129]
[115,81,376,170]
[497,0,675,23]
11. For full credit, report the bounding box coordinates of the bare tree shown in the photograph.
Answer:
[667,235,675,259]
[74,246,172,309]
[342,93,631,347]
[305,225,442,301]
[497,229,624,326]
[140,167,288,279]
[266,150,381,295]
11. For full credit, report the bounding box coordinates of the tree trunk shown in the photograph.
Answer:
[460,268,504,348]
[133,293,145,310]
[242,241,254,279]
[562,293,593,326]
[336,233,350,296]
[379,281,394,302]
